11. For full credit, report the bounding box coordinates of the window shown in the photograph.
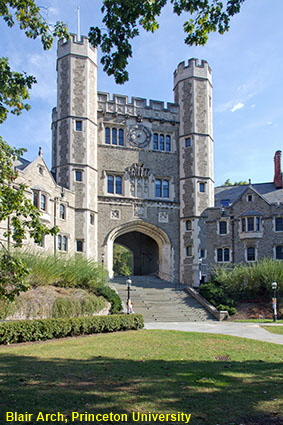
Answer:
[200,249,206,259]
[40,194,46,211]
[221,199,230,207]
[247,194,253,202]
[199,182,205,193]
[75,170,83,181]
[153,133,158,150]
[241,216,261,232]
[76,240,83,252]
[247,246,256,262]
[118,129,124,146]
[155,179,169,198]
[105,127,111,144]
[33,191,38,207]
[185,137,191,147]
[112,128,117,145]
[58,235,68,251]
[219,221,227,235]
[186,220,192,231]
[275,245,283,260]
[62,236,68,251]
[105,127,124,145]
[90,214,94,225]
[153,133,171,152]
[58,235,62,251]
[186,245,192,257]
[165,136,171,152]
[107,175,122,195]
[275,217,283,231]
[59,204,65,220]
[75,120,82,131]
[38,166,44,175]
[217,248,230,262]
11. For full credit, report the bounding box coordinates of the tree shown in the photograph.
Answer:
[0,138,59,300]
[223,178,248,186]
[0,0,245,85]
[0,0,66,300]
[89,0,246,83]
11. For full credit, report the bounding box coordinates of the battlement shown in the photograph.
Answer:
[174,58,212,87]
[97,92,179,123]
[57,33,97,64]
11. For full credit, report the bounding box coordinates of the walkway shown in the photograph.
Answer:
[111,275,216,322]
[144,321,283,345]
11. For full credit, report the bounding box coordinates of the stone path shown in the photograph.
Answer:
[144,321,283,345]
[110,275,216,322]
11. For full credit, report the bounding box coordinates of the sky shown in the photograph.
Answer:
[1,0,283,186]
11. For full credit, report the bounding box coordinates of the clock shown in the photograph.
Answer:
[127,124,152,148]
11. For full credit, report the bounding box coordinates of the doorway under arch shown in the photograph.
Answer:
[104,220,172,281]
[115,232,158,275]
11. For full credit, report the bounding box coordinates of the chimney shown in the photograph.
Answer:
[274,150,283,189]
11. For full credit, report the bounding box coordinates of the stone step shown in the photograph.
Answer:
[110,276,216,322]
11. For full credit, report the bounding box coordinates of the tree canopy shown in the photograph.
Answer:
[0,0,246,85]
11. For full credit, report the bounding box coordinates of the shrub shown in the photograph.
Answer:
[52,293,106,318]
[199,281,236,315]
[0,314,144,345]
[95,286,122,314]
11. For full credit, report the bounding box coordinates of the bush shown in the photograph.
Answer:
[95,286,122,314]
[52,294,106,318]
[199,281,236,315]
[0,314,144,345]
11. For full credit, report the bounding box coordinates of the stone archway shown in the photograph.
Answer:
[104,221,172,281]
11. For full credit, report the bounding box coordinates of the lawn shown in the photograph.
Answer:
[0,330,282,425]
[262,326,283,335]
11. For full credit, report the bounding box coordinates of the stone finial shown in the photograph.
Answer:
[38,147,43,157]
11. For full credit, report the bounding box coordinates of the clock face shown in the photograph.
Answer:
[127,124,152,148]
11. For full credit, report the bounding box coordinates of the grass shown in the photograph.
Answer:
[0,330,282,425]
[234,319,283,323]
[262,326,283,335]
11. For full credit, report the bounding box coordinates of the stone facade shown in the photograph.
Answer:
[3,35,283,287]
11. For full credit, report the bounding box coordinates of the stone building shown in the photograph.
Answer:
[2,34,283,287]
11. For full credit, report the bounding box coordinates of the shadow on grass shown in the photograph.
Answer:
[0,353,282,425]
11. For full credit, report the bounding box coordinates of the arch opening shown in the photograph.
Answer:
[104,220,173,281]
[115,232,158,276]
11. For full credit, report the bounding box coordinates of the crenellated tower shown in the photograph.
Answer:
[51,34,98,258]
[174,58,214,286]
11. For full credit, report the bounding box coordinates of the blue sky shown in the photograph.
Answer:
[1,0,283,186]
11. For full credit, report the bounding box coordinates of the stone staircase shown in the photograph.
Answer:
[110,275,216,322]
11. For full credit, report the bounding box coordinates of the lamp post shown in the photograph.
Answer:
[271,281,277,322]
[199,258,202,285]
[126,278,132,314]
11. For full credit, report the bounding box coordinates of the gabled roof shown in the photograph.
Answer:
[215,182,283,207]
[14,157,31,170]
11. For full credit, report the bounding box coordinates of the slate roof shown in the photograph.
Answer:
[215,182,283,207]
[14,157,31,171]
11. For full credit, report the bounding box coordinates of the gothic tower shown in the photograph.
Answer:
[174,59,214,286]
[51,34,98,258]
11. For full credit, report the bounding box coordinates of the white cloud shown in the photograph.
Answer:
[231,103,245,112]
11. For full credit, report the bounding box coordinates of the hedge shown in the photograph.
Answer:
[0,314,144,345]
